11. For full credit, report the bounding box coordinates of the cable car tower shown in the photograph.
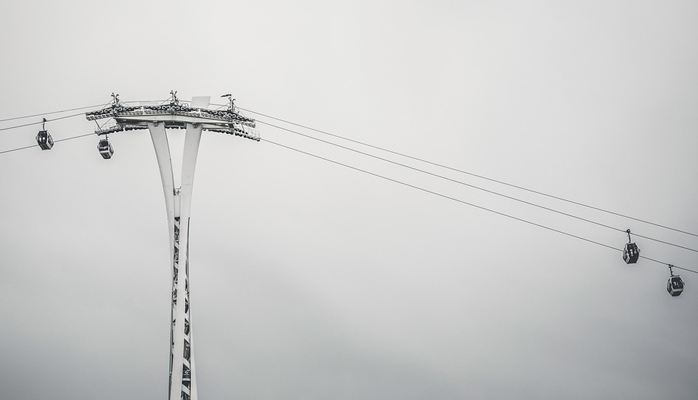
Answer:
[86,92,259,400]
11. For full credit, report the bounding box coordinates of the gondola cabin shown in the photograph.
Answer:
[667,275,685,297]
[36,130,53,150]
[623,242,640,264]
[98,139,114,159]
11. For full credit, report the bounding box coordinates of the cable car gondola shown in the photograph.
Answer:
[97,137,114,159]
[36,118,53,150]
[622,229,640,264]
[667,265,685,297]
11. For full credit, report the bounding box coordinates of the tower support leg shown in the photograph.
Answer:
[148,121,203,400]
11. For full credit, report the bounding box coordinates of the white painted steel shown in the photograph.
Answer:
[147,122,176,250]
[149,118,203,400]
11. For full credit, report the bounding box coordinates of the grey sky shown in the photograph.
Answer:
[1,1,697,399]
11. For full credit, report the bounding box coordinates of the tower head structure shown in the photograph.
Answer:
[86,93,259,400]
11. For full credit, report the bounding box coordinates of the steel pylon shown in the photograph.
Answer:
[87,94,258,400]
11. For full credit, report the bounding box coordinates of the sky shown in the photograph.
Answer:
[1,1,698,399]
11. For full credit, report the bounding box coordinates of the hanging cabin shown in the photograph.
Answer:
[36,130,53,150]
[667,275,685,297]
[623,242,640,264]
[98,138,114,159]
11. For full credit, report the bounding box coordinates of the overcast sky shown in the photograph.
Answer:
[1,1,697,399]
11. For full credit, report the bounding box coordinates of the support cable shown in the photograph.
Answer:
[243,107,698,239]
[258,120,698,254]
[0,144,35,154]
[0,111,92,132]
[0,132,95,154]
[54,133,95,143]
[0,104,105,123]
[1,102,696,253]
[0,111,693,275]
[262,137,698,275]
[0,99,159,131]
